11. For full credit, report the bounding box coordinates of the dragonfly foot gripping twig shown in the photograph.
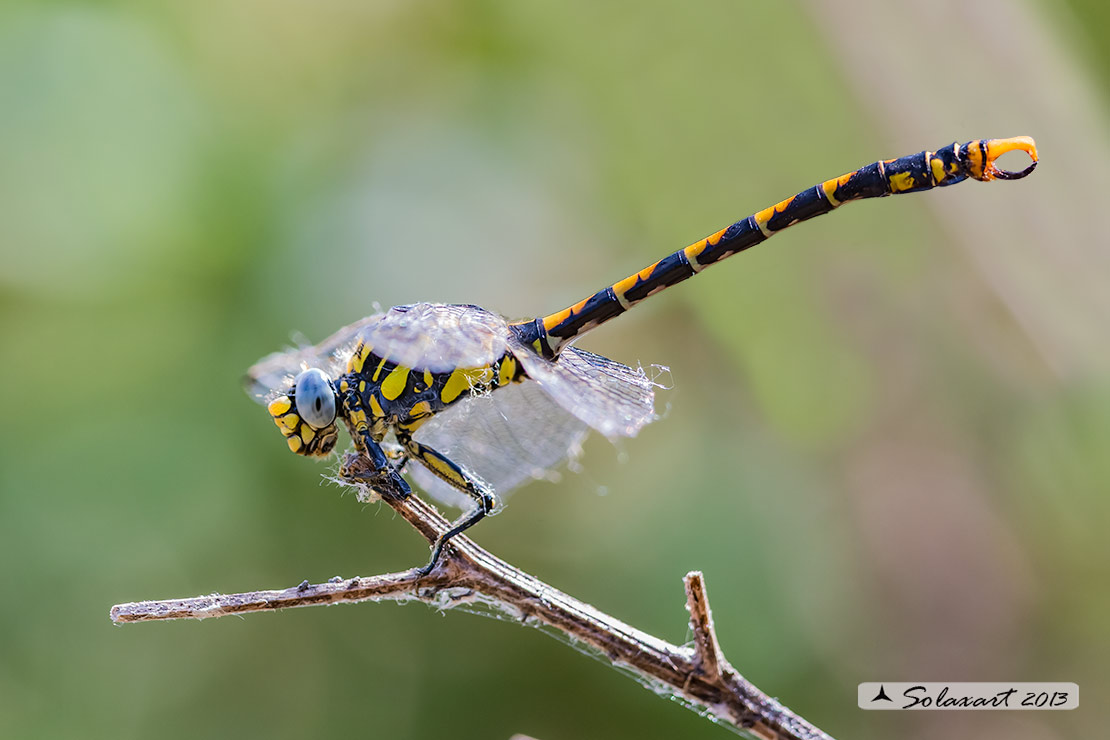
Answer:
[110,462,835,740]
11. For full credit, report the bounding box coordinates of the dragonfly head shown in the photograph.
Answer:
[266,368,340,457]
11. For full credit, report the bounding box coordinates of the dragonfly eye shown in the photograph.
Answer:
[294,368,337,429]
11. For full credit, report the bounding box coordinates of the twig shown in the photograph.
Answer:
[686,571,727,684]
[111,458,834,740]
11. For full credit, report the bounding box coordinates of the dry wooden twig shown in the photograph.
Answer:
[111,456,835,740]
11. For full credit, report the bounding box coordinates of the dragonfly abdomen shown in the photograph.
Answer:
[528,136,1038,356]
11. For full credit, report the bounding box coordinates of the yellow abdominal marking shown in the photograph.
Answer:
[612,264,659,299]
[347,344,368,374]
[823,172,854,206]
[441,366,493,404]
[371,356,389,382]
[381,365,409,401]
[888,171,915,193]
[753,204,778,236]
[683,225,726,265]
[930,156,946,184]
[498,356,517,386]
[966,140,985,179]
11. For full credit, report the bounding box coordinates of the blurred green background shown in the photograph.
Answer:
[1,1,1107,738]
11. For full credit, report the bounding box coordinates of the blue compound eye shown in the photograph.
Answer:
[293,368,336,429]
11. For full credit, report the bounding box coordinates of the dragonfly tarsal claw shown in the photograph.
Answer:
[339,451,411,500]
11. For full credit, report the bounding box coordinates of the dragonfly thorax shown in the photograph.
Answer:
[341,340,525,440]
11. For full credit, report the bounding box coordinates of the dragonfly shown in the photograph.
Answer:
[247,136,1038,573]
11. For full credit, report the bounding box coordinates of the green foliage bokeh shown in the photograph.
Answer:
[1,1,1107,738]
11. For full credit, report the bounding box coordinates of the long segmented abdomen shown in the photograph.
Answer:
[522,136,1037,356]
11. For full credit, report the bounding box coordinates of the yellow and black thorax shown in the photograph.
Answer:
[338,339,526,439]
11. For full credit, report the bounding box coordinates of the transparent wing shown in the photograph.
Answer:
[244,302,508,401]
[510,340,657,438]
[358,303,509,373]
[244,314,383,402]
[408,380,590,509]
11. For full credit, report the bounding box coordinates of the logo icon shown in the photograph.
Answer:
[871,685,893,703]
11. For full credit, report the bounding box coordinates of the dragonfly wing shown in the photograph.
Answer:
[510,340,657,438]
[245,302,507,401]
[244,314,383,402]
[357,303,509,373]
[408,379,590,509]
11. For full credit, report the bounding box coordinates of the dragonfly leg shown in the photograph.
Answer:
[399,436,497,575]
[340,432,412,500]
[339,389,411,498]
[380,441,408,469]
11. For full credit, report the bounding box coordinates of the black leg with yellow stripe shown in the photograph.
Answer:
[398,433,498,575]
[338,389,413,498]
[519,136,1038,356]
